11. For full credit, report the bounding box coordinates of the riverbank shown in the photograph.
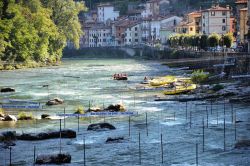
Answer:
[0,61,61,71]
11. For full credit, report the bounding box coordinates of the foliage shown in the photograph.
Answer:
[208,33,220,47]
[220,33,234,48]
[0,0,86,65]
[18,111,34,120]
[0,108,5,115]
[212,84,224,92]
[74,105,84,114]
[191,69,209,84]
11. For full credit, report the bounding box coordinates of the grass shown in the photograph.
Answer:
[74,105,84,114]
[0,108,5,115]
[18,112,34,120]
[191,69,209,84]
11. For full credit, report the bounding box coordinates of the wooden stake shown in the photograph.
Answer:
[60,119,62,154]
[146,113,148,136]
[139,132,141,165]
[206,106,208,128]
[234,111,237,141]
[223,104,226,152]
[161,133,163,164]
[33,146,36,165]
[83,136,86,166]
[196,143,198,166]
[202,118,205,152]
[9,147,12,166]
[186,102,188,121]
[64,107,66,129]
[78,115,80,132]
[129,116,131,137]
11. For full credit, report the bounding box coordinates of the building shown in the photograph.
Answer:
[97,3,119,23]
[88,23,114,47]
[124,22,142,45]
[201,5,231,35]
[235,0,248,42]
[143,15,182,43]
[175,11,201,35]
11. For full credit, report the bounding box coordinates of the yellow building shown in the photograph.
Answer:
[239,7,248,43]
[175,11,201,35]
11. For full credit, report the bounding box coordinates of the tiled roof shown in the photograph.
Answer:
[203,5,230,12]
[235,0,247,4]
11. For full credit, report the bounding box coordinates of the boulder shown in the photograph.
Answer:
[0,88,15,93]
[87,123,116,131]
[106,137,124,143]
[104,104,125,112]
[0,113,4,117]
[46,98,64,106]
[17,129,76,140]
[41,114,51,119]
[0,131,16,141]
[35,153,71,164]
[235,140,250,149]
[2,115,17,121]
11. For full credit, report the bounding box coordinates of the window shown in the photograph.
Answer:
[203,15,205,19]
[211,12,215,16]
[103,39,106,42]
[203,23,205,27]
[190,27,193,31]
[222,11,226,16]
[222,26,226,31]
[222,19,225,23]
[129,28,131,31]
[129,39,131,42]
[104,33,105,37]
[135,33,138,37]
[135,27,138,31]
[135,39,138,42]
[174,19,176,26]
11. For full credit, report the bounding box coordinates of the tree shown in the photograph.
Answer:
[200,34,208,50]
[208,33,220,47]
[222,33,234,48]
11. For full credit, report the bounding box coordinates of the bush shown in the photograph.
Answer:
[212,84,224,91]
[0,108,5,115]
[191,70,209,83]
[74,105,84,114]
[18,112,34,120]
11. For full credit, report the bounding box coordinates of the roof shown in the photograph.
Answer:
[143,15,176,21]
[235,0,247,4]
[97,3,113,7]
[188,11,201,17]
[115,20,141,28]
[202,5,230,12]
[240,7,248,11]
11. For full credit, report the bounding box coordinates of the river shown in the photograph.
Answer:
[0,58,249,165]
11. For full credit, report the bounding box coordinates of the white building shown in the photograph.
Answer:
[88,23,114,47]
[97,3,119,23]
[201,5,231,35]
[142,15,182,43]
[124,22,142,45]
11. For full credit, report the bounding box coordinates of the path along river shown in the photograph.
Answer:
[0,59,249,165]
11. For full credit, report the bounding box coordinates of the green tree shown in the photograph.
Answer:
[208,33,220,47]
[222,33,234,48]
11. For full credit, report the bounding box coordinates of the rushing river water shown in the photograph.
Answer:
[0,58,250,166]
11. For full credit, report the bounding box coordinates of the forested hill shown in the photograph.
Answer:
[0,0,86,69]
[84,0,236,16]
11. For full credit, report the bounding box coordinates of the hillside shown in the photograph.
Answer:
[83,0,236,16]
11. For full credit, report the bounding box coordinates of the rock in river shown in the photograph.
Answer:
[0,88,15,93]
[36,153,71,164]
[17,129,76,140]
[46,98,64,106]
[41,114,51,119]
[87,123,116,131]
[235,140,250,149]
[2,115,17,121]
[106,137,124,143]
[0,131,17,141]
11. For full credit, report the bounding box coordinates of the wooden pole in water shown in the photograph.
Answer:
[223,102,226,152]
[186,101,188,121]
[231,104,234,124]
[206,106,208,128]
[190,111,192,128]
[234,111,237,141]
[174,112,176,121]
[196,143,198,166]
[33,146,36,165]
[78,114,80,132]
[83,136,86,166]
[9,147,12,166]
[216,108,218,126]
[210,100,212,114]
[129,116,131,137]
[146,113,148,136]
[161,133,163,164]
[202,117,205,152]
[60,119,62,154]
[139,132,141,165]
[64,107,66,129]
